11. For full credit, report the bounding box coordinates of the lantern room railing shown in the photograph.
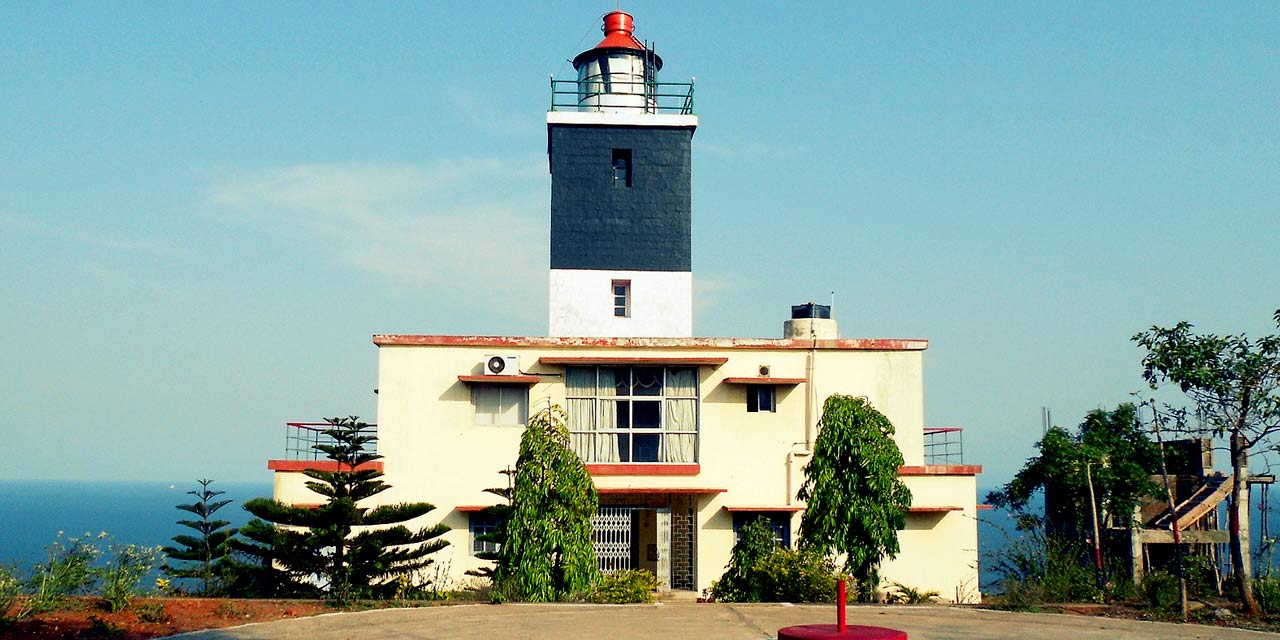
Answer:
[283,421,377,461]
[923,427,964,465]
[550,77,695,115]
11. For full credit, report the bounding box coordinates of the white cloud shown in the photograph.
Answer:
[0,211,178,256]
[203,159,548,304]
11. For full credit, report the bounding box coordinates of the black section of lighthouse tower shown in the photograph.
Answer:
[549,126,692,271]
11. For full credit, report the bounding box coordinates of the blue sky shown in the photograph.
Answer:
[2,1,1276,486]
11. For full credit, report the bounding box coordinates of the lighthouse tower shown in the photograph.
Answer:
[547,11,697,337]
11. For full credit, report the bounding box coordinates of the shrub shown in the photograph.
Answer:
[26,532,105,614]
[591,570,657,604]
[886,581,939,604]
[134,601,169,624]
[1183,553,1218,599]
[987,520,1098,606]
[1140,570,1181,615]
[752,550,838,603]
[99,543,164,613]
[998,577,1045,611]
[1255,572,1280,615]
[0,564,21,621]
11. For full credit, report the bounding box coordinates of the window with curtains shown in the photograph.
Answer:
[472,384,528,426]
[565,366,699,463]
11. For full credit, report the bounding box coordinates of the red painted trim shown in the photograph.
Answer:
[456,505,500,512]
[289,503,323,510]
[907,506,963,513]
[723,506,806,512]
[540,356,728,366]
[977,504,994,511]
[267,460,384,473]
[923,427,964,434]
[723,377,806,385]
[597,487,726,495]
[373,335,928,352]
[898,465,982,476]
[587,463,700,476]
[456,375,540,385]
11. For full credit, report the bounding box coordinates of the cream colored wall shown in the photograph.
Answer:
[273,341,972,595]
[881,475,981,603]
[273,471,318,505]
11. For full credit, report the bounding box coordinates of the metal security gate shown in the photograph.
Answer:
[655,510,671,586]
[592,507,634,573]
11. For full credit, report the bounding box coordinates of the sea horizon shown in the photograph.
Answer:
[0,478,273,570]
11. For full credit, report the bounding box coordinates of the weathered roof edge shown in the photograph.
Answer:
[372,334,928,351]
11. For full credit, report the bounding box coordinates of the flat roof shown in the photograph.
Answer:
[373,335,928,351]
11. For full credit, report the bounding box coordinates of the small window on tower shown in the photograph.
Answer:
[613,280,631,317]
[612,149,632,188]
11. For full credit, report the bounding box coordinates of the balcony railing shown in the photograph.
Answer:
[550,78,695,115]
[923,427,964,465]
[283,421,377,461]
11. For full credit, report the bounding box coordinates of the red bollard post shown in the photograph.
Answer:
[837,579,847,632]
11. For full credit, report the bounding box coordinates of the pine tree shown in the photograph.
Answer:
[495,405,599,601]
[466,468,514,580]
[797,394,911,600]
[162,479,238,595]
[234,416,449,602]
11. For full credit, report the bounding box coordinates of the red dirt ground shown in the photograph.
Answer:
[3,597,330,640]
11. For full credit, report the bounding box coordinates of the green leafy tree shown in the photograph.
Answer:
[987,404,1161,537]
[710,517,780,602]
[162,479,238,595]
[235,416,449,602]
[1134,313,1280,614]
[797,394,911,600]
[494,405,599,601]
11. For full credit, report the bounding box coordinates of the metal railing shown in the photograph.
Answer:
[923,427,964,465]
[283,421,377,461]
[550,77,695,115]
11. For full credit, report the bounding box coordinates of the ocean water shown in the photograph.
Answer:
[0,480,272,569]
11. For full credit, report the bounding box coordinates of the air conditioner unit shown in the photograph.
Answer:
[484,354,520,376]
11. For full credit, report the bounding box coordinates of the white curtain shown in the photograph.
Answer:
[595,368,621,462]
[664,368,697,462]
[566,368,595,460]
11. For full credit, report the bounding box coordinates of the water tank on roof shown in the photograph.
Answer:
[791,303,832,319]
[784,302,839,339]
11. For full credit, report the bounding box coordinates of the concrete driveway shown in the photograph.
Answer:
[170,602,1276,640]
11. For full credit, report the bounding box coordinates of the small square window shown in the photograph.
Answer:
[473,384,528,425]
[470,513,502,555]
[746,385,776,413]
[612,149,632,188]
[612,280,631,318]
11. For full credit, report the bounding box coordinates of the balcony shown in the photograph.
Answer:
[923,427,964,465]
[280,421,376,460]
[549,78,695,115]
[268,421,382,473]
